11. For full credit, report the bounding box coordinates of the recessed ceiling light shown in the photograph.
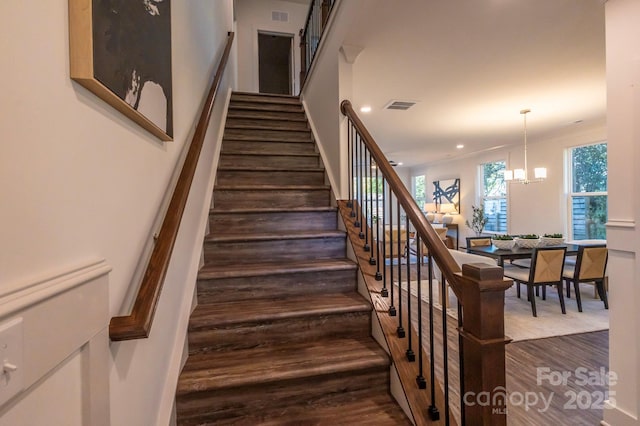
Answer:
[397,162,404,166]
[456,144,464,149]
[360,106,372,113]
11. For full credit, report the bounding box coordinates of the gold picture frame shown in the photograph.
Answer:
[69,0,173,141]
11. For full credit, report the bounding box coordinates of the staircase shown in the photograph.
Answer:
[175,92,411,425]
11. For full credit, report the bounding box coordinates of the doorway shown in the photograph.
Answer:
[258,32,293,95]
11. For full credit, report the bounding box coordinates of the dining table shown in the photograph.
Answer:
[465,243,582,267]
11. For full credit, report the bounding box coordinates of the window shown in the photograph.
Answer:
[568,143,607,240]
[480,161,507,233]
[412,175,426,208]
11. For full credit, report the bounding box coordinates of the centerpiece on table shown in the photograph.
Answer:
[514,234,540,248]
[540,233,564,246]
[492,234,515,250]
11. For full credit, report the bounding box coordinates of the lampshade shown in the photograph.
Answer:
[439,203,457,214]
[424,203,437,212]
[534,167,547,179]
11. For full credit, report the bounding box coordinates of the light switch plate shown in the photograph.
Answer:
[0,317,24,407]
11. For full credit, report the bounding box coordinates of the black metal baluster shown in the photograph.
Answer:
[428,257,440,420]
[405,214,414,360]
[353,132,360,228]
[358,136,365,239]
[388,193,396,316]
[347,121,353,209]
[374,164,382,280]
[458,296,465,426]
[367,151,374,261]
[396,200,405,338]
[441,271,451,425]
[416,237,427,388]
[363,148,370,252]
[381,178,388,295]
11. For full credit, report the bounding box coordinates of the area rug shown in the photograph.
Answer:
[397,280,609,342]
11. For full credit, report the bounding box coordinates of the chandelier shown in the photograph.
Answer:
[504,109,547,184]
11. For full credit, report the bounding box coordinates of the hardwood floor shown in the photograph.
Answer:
[394,265,609,425]
[404,295,608,425]
[506,331,608,426]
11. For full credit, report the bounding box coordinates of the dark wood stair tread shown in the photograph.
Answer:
[198,258,356,279]
[231,92,301,104]
[189,292,371,329]
[204,229,345,243]
[225,123,308,131]
[220,150,317,157]
[211,206,337,214]
[215,184,329,190]
[177,337,389,394]
[217,165,324,172]
[256,393,411,425]
[226,110,307,121]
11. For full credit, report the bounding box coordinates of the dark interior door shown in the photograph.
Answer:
[258,33,292,95]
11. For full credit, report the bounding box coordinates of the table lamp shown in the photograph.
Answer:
[439,203,457,224]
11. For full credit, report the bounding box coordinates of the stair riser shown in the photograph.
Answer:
[231,93,301,105]
[226,117,309,131]
[221,140,316,155]
[197,268,357,303]
[214,189,331,209]
[204,236,346,266]
[210,210,337,234]
[219,153,319,168]
[227,109,306,121]
[189,311,370,354]
[176,367,390,425]
[217,169,325,186]
[224,128,312,142]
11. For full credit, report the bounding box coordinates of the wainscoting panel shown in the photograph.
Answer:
[0,259,111,425]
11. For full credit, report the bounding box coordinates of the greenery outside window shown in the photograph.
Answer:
[412,175,426,208]
[480,161,507,233]
[568,143,607,240]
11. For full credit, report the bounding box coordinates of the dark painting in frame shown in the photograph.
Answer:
[433,178,460,213]
[69,0,173,141]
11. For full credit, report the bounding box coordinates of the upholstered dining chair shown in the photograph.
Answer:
[465,236,492,250]
[563,245,608,312]
[503,246,567,317]
[416,227,448,256]
[382,226,411,258]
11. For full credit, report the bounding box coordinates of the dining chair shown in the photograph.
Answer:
[503,246,567,317]
[465,236,492,250]
[563,245,608,312]
[383,226,411,258]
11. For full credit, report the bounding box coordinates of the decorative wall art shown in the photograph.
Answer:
[69,0,173,141]
[433,178,460,213]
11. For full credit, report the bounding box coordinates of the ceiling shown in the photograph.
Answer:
[336,0,606,168]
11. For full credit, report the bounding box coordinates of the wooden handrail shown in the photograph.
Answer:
[109,32,235,341]
[340,100,464,296]
[341,99,511,424]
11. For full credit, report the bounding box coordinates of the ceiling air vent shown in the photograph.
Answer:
[384,100,417,111]
[271,11,289,22]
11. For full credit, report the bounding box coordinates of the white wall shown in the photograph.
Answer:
[410,122,606,244]
[604,1,640,425]
[0,0,235,424]
[234,0,310,94]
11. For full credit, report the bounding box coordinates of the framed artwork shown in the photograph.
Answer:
[69,0,173,141]
[433,178,460,213]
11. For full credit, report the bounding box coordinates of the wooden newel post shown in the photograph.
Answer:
[299,28,307,86]
[457,263,513,426]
